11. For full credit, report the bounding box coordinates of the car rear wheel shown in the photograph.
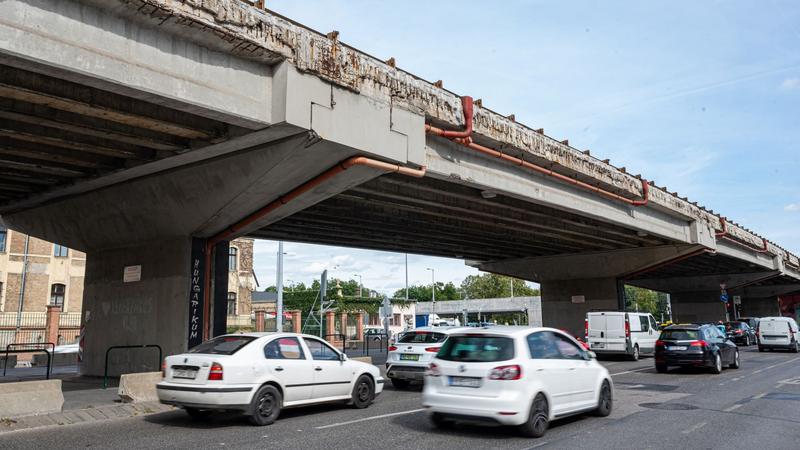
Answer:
[390,378,411,389]
[629,345,640,361]
[730,350,740,369]
[655,363,668,373]
[519,393,549,438]
[593,380,612,417]
[351,375,374,409]
[248,385,282,426]
[744,336,751,346]
[710,353,722,374]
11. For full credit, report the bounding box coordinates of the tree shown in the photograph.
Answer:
[624,285,669,319]
[460,273,539,299]
[392,282,460,302]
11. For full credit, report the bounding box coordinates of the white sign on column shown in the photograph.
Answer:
[123,265,142,283]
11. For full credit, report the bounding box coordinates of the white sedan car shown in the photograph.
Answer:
[422,327,612,438]
[157,332,383,425]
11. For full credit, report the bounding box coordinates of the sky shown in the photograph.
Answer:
[252,0,800,295]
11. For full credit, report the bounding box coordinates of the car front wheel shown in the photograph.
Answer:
[351,375,374,409]
[593,380,612,417]
[710,353,722,374]
[519,393,549,438]
[730,350,740,369]
[629,345,640,361]
[249,385,282,426]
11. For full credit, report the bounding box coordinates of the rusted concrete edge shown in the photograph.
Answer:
[114,0,793,264]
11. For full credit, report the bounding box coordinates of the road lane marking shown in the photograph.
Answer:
[611,367,651,376]
[724,404,743,412]
[522,442,550,449]
[753,392,768,399]
[315,408,425,429]
[681,421,707,434]
[752,356,800,374]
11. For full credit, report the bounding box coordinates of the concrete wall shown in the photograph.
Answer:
[541,278,621,338]
[670,291,729,323]
[740,297,780,318]
[81,238,191,376]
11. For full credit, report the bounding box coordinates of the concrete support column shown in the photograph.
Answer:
[670,291,729,323]
[325,311,335,342]
[254,310,265,332]
[45,305,62,345]
[289,310,302,333]
[81,237,192,377]
[540,277,622,338]
[356,312,365,341]
[340,312,348,340]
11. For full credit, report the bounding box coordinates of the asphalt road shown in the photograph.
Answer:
[2,346,800,450]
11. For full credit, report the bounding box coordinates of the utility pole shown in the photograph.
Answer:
[426,267,435,322]
[510,278,514,298]
[354,274,363,298]
[404,254,409,301]
[276,241,284,332]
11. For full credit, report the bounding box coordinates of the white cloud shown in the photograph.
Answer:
[784,203,800,212]
[781,78,800,90]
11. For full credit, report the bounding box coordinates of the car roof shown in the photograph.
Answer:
[447,326,569,337]
[218,332,328,340]
[407,326,469,334]
[664,324,703,330]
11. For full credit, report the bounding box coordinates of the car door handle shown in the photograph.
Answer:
[315,367,323,371]
[568,368,576,371]
[536,368,545,372]
[274,367,284,372]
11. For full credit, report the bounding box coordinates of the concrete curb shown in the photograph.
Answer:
[118,372,161,403]
[0,401,175,434]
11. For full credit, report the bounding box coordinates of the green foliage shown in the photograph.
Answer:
[624,285,669,319]
[460,273,539,299]
[392,282,461,302]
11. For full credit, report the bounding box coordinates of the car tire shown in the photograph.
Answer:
[758,346,764,352]
[655,363,668,373]
[710,353,722,374]
[744,336,750,346]
[430,412,453,428]
[390,378,411,390]
[248,385,282,426]
[519,393,549,438]
[730,350,740,369]
[184,407,211,420]
[792,342,799,353]
[629,345,640,361]
[593,380,612,417]
[351,375,374,409]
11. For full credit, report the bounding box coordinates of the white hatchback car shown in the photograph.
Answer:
[386,326,465,389]
[157,333,383,425]
[422,327,612,438]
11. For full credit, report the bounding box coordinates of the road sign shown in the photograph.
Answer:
[720,293,729,303]
[733,295,742,305]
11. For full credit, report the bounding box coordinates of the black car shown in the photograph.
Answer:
[655,324,740,374]
[725,321,756,346]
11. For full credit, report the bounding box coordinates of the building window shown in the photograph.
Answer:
[0,229,6,253]
[227,292,237,315]
[228,247,238,272]
[54,244,68,257]
[50,284,66,308]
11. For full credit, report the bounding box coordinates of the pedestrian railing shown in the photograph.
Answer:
[2,342,55,379]
[103,344,162,389]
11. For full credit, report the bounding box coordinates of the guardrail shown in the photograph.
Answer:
[3,342,55,379]
[103,344,162,389]
[363,333,389,354]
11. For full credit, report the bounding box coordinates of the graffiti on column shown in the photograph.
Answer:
[188,238,206,348]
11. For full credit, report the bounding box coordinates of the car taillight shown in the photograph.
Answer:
[690,340,707,348]
[426,363,441,377]
[584,319,589,340]
[388,345,398,351]
[655,340,665,348]
[208,362,223,381]
[425,347,440,353]
[625,319,631,338]
[489,364,522,380]
[735,330,743,335]
[161,359,167,378]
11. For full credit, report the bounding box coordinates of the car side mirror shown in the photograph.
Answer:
[585,351,597,360]
[339,353,347,362]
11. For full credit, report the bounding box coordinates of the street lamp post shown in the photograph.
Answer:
[426,267,435,322]
[354,274,363,298]
[276,241,284,332]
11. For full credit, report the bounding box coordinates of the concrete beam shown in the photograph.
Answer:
[740,284,800,298]
[474,244,702,282]
[629,271,781,293]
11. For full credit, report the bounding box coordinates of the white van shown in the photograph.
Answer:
[586,311,658,360]
[756,316,799,352]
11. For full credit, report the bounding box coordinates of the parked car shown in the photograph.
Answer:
[386,326,464,389]
[655,324,740,374]
[724,321,756,346]
[422,326,612,438]
[585,311,659,360]
[756,316,800,352]
[737,317,760,332]
[364,326,390,342]
[157,333,383,425]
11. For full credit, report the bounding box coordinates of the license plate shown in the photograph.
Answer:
[592,342,605,348]
[668,346,687,351]
[449,376,481,388]
[173,369,197,379]
[400,354,419,361]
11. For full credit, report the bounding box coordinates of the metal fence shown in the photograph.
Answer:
[0,312,81,347]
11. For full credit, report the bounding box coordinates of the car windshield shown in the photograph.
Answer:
[437,336,515,362]
[188,336,255,355]
[659,329,699,341]
[398,331,447,344]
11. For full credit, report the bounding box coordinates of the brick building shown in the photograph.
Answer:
[226,237,258,323]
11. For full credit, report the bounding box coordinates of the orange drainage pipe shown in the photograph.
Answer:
[201,156,426,340]
[715,217,771,254]
[425,97,649,207]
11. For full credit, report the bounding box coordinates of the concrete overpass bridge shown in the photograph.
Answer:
[1,0,798,375]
